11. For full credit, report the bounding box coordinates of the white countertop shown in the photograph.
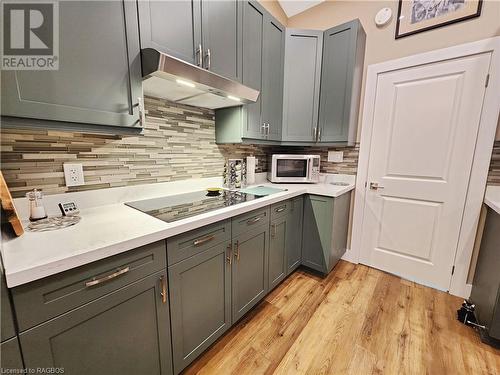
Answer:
[1,174,354,287]
[484,185,500,215]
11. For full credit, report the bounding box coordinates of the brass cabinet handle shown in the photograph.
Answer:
[160,275,167,304]
[271,223,276,237]
[275,205,286,213]
[246,216,262,225]
[193,234,215,246]
[234,240,240,261]
[226,243,232,265]
[85,267,130,287]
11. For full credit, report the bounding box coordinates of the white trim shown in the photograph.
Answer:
[351,37,500,298]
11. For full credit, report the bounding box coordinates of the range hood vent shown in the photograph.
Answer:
[141,48,259,109]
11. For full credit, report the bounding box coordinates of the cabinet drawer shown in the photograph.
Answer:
[12,241,166,332]
[232,206,270,236]
[270,200,290,220]
[167,220,230,265]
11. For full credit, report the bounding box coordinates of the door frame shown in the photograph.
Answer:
[349,37,500,298]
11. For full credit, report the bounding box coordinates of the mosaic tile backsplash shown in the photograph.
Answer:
[0,96,359,198]
[488,141,500,185]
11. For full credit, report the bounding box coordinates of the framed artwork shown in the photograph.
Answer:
[395,0,483,39]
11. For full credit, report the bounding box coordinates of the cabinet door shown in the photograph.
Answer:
[302,195,333,274]
[1,0,142,129]
[262,15,285,141]
[318,20,363,143]
[287,196,304,275]
[232,224,269,321]
[168,244,231,374]
[269,217,287,290]
[1,265,16,342]
[201,0,241,81]
[0,338,23,371]
[138,0,202,65]
[241,1,265,139]
[19,271,173,375]
[282,29,323,142]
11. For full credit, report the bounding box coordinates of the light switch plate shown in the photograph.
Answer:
[328,151,344,163]
[63,163,85,187]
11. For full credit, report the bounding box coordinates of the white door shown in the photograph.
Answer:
[359,53,491,291]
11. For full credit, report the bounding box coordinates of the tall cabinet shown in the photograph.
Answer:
[282,29,323,142]
[215,1,285,143]
[317,19,366,144]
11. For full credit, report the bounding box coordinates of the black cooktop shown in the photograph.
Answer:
[125,189,262,223]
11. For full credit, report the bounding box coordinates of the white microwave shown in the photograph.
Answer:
[267,154,321,183]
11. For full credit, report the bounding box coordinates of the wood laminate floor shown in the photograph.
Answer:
[184,261,500,375]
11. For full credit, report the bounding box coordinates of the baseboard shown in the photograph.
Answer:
[341,248,358,264]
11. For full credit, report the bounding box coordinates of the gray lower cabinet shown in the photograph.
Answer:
[231,223,269,322]
[302,193,350,274]
[1,0,142,130]
[1,338,23,371]
[282,29,323,143]
[138,0,201,65]
[19,271,173,375]
[318,19,366,145]
[269,216,287,290]
[287,196,304,275]
[168,243,231,374]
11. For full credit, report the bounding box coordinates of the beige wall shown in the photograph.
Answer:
[258,0,288,26]
[287,0,500,140]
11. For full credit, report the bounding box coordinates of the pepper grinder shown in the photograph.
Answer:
[26,189,48,221]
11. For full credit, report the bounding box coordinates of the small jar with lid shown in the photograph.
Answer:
[26,189,48,221]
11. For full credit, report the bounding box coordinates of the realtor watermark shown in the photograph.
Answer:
[1,1,59,70]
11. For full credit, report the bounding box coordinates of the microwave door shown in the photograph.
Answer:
[275,158,309,182]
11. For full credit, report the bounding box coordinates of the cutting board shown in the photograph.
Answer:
[0,171,24,236]
[240,186,287,196]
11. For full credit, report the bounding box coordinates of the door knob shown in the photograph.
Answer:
[369,182,384,190]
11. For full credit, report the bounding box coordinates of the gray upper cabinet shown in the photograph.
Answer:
[282,29,323,143]
[138,0,241,81]
[201,0,242,81]
[168,243,231,374]
[138,0,202,65]
[1,0,142,129]
[318,19,366,145]
[215,1,284,144]
[261,16,285,141]
[19,271,173,375]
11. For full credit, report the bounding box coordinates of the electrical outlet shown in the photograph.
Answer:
[328,151,344,163]
[63,163,85,187]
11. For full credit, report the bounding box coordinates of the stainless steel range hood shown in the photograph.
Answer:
[141,48,259,109]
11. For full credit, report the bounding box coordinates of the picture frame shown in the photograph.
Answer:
[395,0,483,39]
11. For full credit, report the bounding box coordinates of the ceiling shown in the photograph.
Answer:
[278,0,325,18]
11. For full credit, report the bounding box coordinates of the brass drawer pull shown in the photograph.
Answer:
[246,216,262,225]
[85,267,130,287]
[226,244,232,265]
[234,240,240,261]
[193,235,215,246]
[160,275,167,304]
[275,206,286,213]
